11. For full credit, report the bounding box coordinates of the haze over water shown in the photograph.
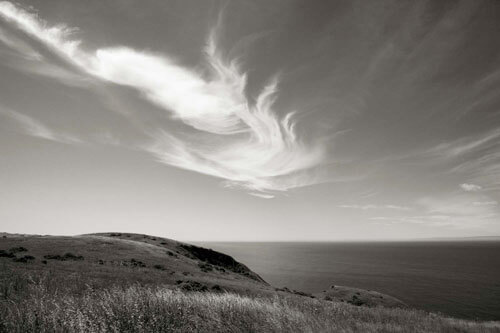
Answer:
[199,240,500,321]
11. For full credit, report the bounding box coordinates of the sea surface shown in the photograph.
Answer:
[196,241,500,321]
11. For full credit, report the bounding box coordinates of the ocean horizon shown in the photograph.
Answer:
[198,240,500,321]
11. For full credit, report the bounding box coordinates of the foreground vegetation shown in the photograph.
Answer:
[1,270,499,333]
[1,234,499,332]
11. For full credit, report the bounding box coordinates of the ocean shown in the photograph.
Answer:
[197,241,500,321]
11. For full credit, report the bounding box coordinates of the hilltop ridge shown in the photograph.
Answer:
[0,232,408,307]
[1,232,499,332]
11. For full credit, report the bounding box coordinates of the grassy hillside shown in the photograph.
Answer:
[1,233,499,332]
[0,232,269,295]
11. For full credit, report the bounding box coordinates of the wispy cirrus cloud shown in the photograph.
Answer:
[0,108,80,144]
[473,201,498,207]
[460,183,482,192]
[0,1,327,195]
[414,128,500,192]
[370,193,499,228]
[339,204,411,211]
[0,26,41,60]
[426,128,500,159]
[369,215,455,227]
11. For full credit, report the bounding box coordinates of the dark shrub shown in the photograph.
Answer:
[153,264,165,270]
[198,262,213,272]
[178,280,208,292]
[9,247,27,253]
[349,295,365,306]
[124,259,146,268]
[211,285,223,292]
[44,254,63,260]
[0,250,15,258]
[292,290,313,297]
[12,255,35,263]
[44,253,84,261]
[178,244,265,283]
[63,253,84,261]
[41,260,47,264]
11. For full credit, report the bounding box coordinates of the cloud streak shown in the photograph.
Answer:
[370,193,499,228]
[0,108,80,144]
[460,183,482,192]
[339,204,411,211]
[0,1,326,194]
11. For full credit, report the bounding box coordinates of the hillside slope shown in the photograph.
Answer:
[1,233,499,332]
[0,232,269,295]
[0,232,405,307]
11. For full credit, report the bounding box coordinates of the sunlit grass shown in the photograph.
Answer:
[1,271,498,332]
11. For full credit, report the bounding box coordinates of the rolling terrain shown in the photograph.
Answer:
[1,233,499,332]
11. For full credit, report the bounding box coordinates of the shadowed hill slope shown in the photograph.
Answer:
[1,233,500,332]
[0,232,269,296]
[0,232,407,307]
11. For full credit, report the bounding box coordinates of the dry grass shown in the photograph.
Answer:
[1,270,499,333]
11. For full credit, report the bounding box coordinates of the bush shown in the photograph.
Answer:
[0,276,497,333]
[8,247,27,253]
[198,262,213,272]
[123,258,146,268]
[43,253,84,261]
[166,251,177,258]
[62,252,84,261]
[43,254,63,260]
[178,280,208,292]
[12,255,35,263]
[211,284,223,292]
[0,250,15,258]
[153,264,166,270]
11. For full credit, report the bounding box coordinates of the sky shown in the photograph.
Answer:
[0,0,499,241]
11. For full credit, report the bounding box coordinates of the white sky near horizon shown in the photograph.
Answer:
[0,0,499,241]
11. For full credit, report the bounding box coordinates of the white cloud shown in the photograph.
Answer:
[0,1,327,195]
[369,215,456,227]
[418,195,494,217]
[418,130,500,191]
[0,26,42,60]
[460,183,482,192]
[249,192,275,199]
[473,201,498,206]
[427,128,500,158]
[339,204,411,210]
[368,192,499,228]
[0,108,80,144]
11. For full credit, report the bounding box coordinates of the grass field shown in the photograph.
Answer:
[1,269,499,333]
[1,233,499,332]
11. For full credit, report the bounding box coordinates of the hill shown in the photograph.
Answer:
[1,233,499,332]
[0,232,269,295]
